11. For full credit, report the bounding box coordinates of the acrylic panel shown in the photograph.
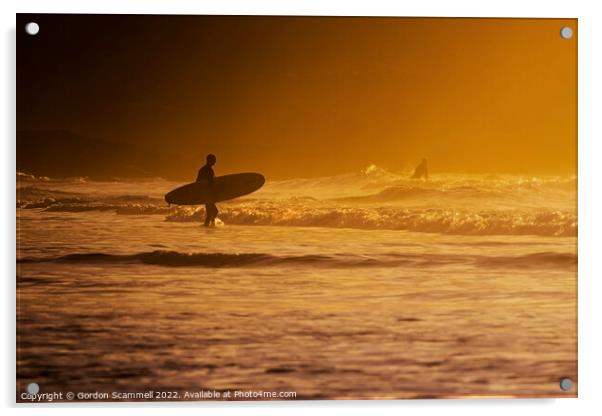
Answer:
[16,14,577,402]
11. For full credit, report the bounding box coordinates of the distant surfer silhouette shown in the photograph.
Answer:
[411,158,428,179]
[197,154,219,226]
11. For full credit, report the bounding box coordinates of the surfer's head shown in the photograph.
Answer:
[206,153,217,166]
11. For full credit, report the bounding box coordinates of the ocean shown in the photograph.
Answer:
[16,165,577,400]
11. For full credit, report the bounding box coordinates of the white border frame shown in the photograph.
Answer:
[3,1,601,415]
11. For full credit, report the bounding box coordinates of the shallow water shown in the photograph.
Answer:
[16,170,577,400]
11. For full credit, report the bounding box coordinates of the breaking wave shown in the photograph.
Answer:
[18,200,576,236]
[17,166,577,237]
[17,186,168,213]
[166,204,576,237]
[17,250,576,269]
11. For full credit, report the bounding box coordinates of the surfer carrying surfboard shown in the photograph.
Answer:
[164,159,264,219]
[196,154,219,226]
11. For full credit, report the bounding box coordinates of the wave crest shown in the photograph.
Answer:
[17,250,576,269]
[166,205,576,237]
[18,251,334,268]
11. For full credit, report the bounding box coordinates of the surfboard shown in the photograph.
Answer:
[165,172,265,205]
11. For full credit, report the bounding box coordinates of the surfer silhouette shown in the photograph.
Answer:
[411,158,428,179]
[196,154,219,226]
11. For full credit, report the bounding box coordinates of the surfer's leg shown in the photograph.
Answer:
[208,203,218,225]
[203,204,211,226]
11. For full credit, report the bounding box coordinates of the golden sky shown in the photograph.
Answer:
[18,16,577,179]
